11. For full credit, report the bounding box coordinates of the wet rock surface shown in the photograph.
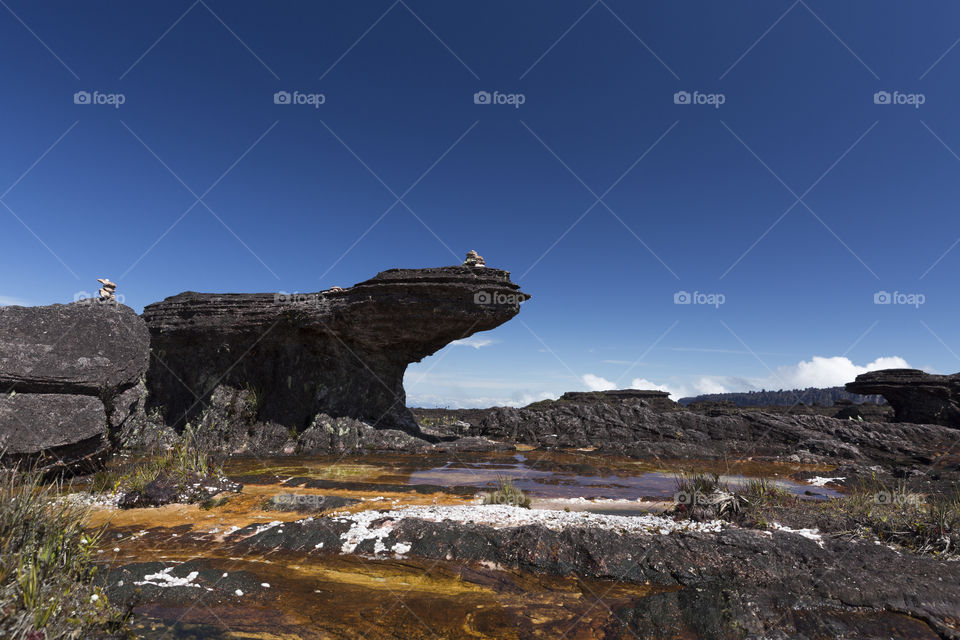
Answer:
[224,510,958,639]
[847,368,960,427]
[142,265,528,442]
[0,301,149,471]
[414,396,960,495]
[85,449,960,640]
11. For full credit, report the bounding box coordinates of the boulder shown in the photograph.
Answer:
[0,301,148,394]
[296,413,433,454]
[846,368,960,427]
[0,301,150,471]
[0,394,106,469]
[142,265,529,441]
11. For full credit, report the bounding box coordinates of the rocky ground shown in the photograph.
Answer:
[66,435,958,640]
[4,273,959,638]
[414,393,960,498]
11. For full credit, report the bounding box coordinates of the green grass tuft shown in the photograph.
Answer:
[0,466,133,638]
[483,475,531,509]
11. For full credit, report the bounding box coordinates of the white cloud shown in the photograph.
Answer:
[582,373,616,391]
[408,354,914,409]
[581,373,687,399]
[579,355,911,403]
[450,337,494,349]
[407,390,558,409]
[693,377,728,395]
[629,378,687,399]
[676,356,912,398]
[771,355,910,389]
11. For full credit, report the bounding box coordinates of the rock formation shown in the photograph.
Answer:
[846,368,960,426]
[0,301,150,471]
[97,277,117,302]
[462,250,485,267]
[427,393,958,470]
[142,264,529,442]
[546,389,678,411]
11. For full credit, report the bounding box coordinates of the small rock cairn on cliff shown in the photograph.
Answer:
[97,278,117,302]
[463,250,485,267]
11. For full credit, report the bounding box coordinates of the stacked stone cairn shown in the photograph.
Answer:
[463,250,485,267]
[97,278,117,302]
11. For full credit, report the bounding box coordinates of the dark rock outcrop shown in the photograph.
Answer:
[533,389,678,411]
[847,368,960,426]
[459,395,957,468]
[142,265,528,440]
[0,301,149,471]
[296,413,433,454]
[230,517,960,639]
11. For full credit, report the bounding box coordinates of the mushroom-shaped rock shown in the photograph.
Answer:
[142,264,530,437]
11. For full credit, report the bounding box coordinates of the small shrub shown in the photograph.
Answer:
[483,475,531,509]
[114,423,222,495]
[673,470,724,505]
[245,384,263,419]
[741,477,792,506]
[0,466,134,638]
[88,469,120,495]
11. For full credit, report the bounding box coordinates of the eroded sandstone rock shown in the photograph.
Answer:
[846,368,960,427]
[0,301,150,471]
[142,265,529,440]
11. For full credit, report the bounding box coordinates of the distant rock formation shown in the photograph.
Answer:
[142,264,529,444]
[846,368,960,427]
[437,392,956,468]
[0,301,149,471]
[679,387,885,407]
[528,389,678,412]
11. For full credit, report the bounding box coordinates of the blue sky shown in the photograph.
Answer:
[2,1,959,407]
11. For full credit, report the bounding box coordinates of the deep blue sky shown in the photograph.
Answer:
[2,1,959,406]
